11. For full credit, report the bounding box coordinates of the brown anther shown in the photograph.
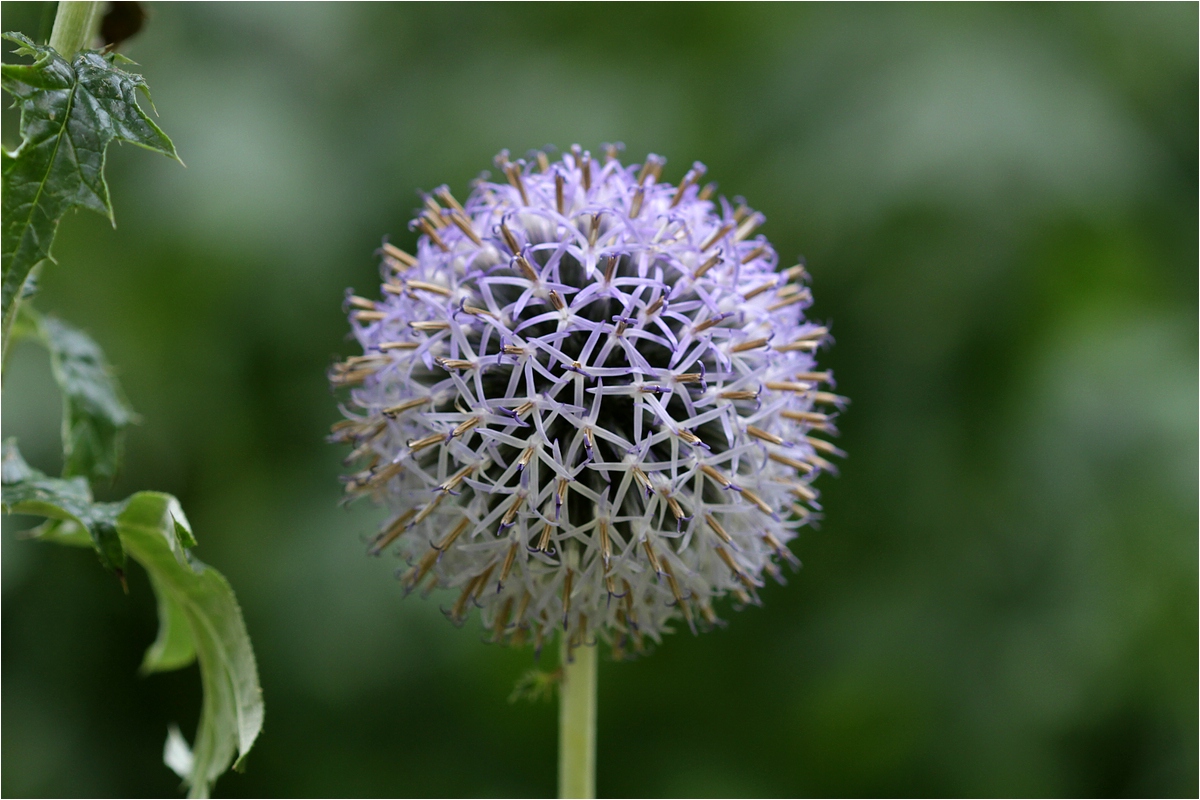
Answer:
[742,281,777,300]
[603,255,618,283]
[435,517,471,551]
[660,558,690,619]
[700,223,734,252]
[422,192,444,219]
[768,452,815,473]
[406,280,453,297]
[380,283,406,296]
[499,540,519,585]
[502,345,527,356]
[549,290,566,311]
[378,340,418,351]
[381,242,417,268]
[739,487,772,514]
[562,568,574,623]
[583,427,595,453]
[631,466,652,492]
[438,462,477,493]
[782,409,831,426]
[411,320,450,331]
[452,416,481,438]
[775,340,820,352]
[348,296,377,310]
[587,212,602,247]
[537,521,555,552]
[747,425,784,445]
[644,296,664,317]
[503,162,530,206]
[783,263,809,282]
[733,204,751,223]
[642,539,662,574]
[804,436,846,458]
[719,389,758,400]
[698,182,717,201]
[670,163,706,209]
[330,367,375,386]
[715,546,754,587]
[614,318,627,336]
[663,491,686,521]
[598,519,611,566]
[740,245,767,264]
[451,574,482,621]
[515,401,536,417]
[677,429,701,445]
[700,602,718,626]
[416,218,448,251]
[629,186,645,218]
[448,210,482,245]
[794,371,831,384]
[580,151,591,192]
[734,212,764,241]
[493,596,514,640]
[555,172,565,215]
[434,187,464,215]
[765,381,814,393]
[536,151,551,173]
[692,315,726,334]
[369,509,417,554]
[675,372,702,384]
[700,464,734,489]
[407,433,443,453]
[436,358,475,371]
[412,492,445,525]
[767,291,809,312]
[731,337,769,353]
[501,493,526,527]
[622,579,636,622]
[637,154,664,185]
[516,445,535,469]
[499,220,521,255]
[461,305,495,319]
[705,513,732,544]
[791,482,818,503]
[353,310,386,323]
[813,391,849,408]
[514,255,540,282]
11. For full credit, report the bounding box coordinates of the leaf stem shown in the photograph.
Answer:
[558,639,597,799]
[49,1,102,59]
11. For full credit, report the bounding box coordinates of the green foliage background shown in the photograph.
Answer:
[2,3,1196,796]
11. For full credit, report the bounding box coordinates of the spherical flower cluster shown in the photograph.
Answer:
[331,146,844,657]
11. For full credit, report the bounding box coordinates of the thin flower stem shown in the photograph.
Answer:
[49,1,103,58]
[558,639,597,799]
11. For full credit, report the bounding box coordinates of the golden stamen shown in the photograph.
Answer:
[700,464,733,489]
[381,242,417,268]
[369,509,417,554]
[378,340,418,351]
[411,320,450,331]
[353,310,386,322]
[348,295,377,310]
[746,425,784,445]
[731,337,769,353]
[700,223,734,252]
[705,513,731,544]
[719,389,758,401]
[407,433,443,453]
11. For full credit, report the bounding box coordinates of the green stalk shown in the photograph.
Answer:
[558,640,597,799]
[49,1,103,58]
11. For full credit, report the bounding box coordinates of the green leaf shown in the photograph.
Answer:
[1,31,180,329]
[2,437,125,570]
[19,307,139,483]
[141,572,198,674]
[2,441,264,798]
[117,492,263,798]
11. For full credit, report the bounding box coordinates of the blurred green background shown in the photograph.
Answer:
[2,2,1196,797]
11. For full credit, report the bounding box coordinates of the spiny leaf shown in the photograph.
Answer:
[2,441,264,799]
[1,31,179,329]
[19,307,139,483]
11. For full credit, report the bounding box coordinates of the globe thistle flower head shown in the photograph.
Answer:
[331,145,845,658]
